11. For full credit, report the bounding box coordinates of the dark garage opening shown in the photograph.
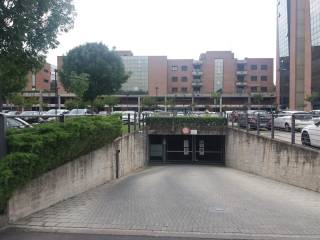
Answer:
[149,135,225,165]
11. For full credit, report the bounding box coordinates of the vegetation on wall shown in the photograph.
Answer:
[0,116,121,214]
[146,116,227,129]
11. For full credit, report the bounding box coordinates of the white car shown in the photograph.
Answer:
[301,121,320,147]
[274,111,314,131]
[122,111,136,123]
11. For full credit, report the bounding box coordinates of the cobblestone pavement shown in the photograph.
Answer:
[12,166,320,239]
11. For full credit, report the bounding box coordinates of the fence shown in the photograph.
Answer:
[0,112,150,159]
[227,112,320,148]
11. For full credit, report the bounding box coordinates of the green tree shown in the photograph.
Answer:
[8,94,25,110]
[93,98,106,112]
[211,91,221,105]
[60,43,129,102]
[0,0,76,110]
[69,72,89,99]
[64,99,87,110]
[104,96,119,112]
[141,96,156,110]
[252,94,264,109]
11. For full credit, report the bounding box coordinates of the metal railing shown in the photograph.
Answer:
[227,112,320,149]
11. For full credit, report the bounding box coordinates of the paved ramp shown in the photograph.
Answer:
[13,166,320,239]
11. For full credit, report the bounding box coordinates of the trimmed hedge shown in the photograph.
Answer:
[146,116,227,128]
[0,116,121,214]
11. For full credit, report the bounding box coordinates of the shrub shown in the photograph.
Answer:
[0,116,121,214]
[146,116,227,128]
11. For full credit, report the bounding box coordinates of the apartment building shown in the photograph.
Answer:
[117,51,274,97]
[24,63,52,92]
[277,0,320,110]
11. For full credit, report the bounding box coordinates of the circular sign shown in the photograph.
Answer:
[182,127,190,134]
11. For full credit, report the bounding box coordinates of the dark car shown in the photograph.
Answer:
[238,111,271,129]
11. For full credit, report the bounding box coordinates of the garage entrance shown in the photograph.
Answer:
[149,135,225,165]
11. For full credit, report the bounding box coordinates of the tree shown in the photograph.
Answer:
[69,72,89,100]
[252,94,264,109]
[104,96,119,112]
[60,42,129,102]
[141,96,156,110]
[0,0,76,110]
[211,91,221,106]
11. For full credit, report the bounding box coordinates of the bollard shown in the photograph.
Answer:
[246,113,249,132]
[0,114,7,159]
[138,112,141,130]
[115,150,120,179]
[257,114,260,135]
[271,113,275,139]
[128,114,130,133]
[291,114,295,144]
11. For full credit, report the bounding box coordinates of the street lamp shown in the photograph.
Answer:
[54,69,58,114]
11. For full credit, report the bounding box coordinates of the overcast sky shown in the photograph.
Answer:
[46,0,277,65]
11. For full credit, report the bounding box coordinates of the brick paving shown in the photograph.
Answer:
[13,166,320,239]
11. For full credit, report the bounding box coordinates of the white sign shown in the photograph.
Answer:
[190,129,198,135]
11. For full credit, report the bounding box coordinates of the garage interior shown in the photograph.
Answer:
[149,135,225,165]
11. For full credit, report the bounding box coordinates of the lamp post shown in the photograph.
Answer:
[54,69,58,115]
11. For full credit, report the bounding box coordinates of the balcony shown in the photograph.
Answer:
[193,60,202,66]
[192,80,203,86]
[235,81,247,87]
[192,70,203,76]
[236,70,248,75]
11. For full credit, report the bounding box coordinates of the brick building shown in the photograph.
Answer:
[117,51,274,97]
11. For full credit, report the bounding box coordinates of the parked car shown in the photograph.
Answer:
[238,111,271,129]
[5,111,20,116]
[66,109,92,116]
[42,109,69,119]
[301,121,320,147]
[19,111,42,123]
[121,111,136,123]
[274,111,314,131]
[7,117,32,129]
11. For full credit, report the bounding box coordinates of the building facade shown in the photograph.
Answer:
[117,51,274,97]
[277,0,320,110]
[24,63,52,92]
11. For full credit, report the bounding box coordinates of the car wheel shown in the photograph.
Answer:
[301,131,311,146]
[285,123,290,132]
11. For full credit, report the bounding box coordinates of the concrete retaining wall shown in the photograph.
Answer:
[7,132,147,222]
[226,128,320,192]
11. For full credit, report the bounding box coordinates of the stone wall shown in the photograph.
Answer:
[7,132,147,222]
[226,128,320,192]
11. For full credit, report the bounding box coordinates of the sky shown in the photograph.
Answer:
[46,0,277,65]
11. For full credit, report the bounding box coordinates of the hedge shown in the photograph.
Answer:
[0,116,121,214]
[146,116,227,128]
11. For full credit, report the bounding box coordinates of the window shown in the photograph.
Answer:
[172,65,178,71]
[251,76,257,81]
[44,69,49,73]
[261,65,268,70]
[237,75,245,81]
[181,76,188,82]
[44,79,49,83]
[172,88,178,93]
[171,76,178,82]
[181,87,188,93]
[251,87,257,92]
[261,76,268,81]
[181,65,188,71]
[251,65,257,70]
[261,87,268,92]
